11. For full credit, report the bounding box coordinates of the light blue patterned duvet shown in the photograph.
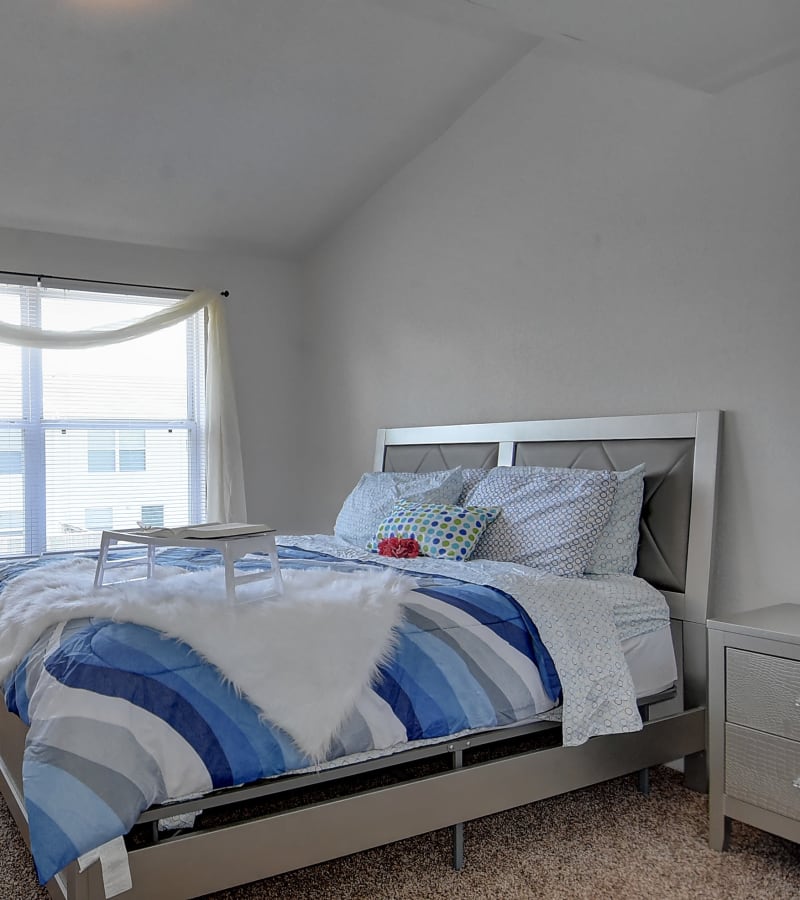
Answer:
[1,537,670,885]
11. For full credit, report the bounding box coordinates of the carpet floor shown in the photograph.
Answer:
[2,767,799,899]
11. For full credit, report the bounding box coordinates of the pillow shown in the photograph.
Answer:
[585,463,645,576]
[334,468,463,549]
[372,499,501,561]
[464,466,618,577]
[457,467,492,505]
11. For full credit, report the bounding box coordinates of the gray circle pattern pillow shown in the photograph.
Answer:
[464,466,618,577]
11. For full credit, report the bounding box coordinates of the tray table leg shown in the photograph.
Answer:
[222,546,237,604]
[265,538,283,596]
[217,534,284,603]
[94,532,112,588]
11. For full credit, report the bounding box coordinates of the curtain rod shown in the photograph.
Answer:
[0,269,229,297]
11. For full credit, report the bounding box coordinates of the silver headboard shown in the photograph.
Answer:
[376,411,721,626]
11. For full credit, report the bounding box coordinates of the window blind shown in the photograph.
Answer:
[0,282,206,557]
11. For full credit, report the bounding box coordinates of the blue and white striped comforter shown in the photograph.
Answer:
[2,544,568,885]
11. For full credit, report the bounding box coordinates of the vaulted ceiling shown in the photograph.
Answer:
[1,0,798,257]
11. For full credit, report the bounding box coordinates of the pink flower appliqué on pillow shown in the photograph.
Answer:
[377,537,420,558]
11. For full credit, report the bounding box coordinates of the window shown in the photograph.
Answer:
[0,430,23,475]
[88,430,116,473]
[88,429,146,473]
[0,510,23,533]
[0,281,206,556]
[140,504,164,528]
[119,430,146,472]
[84,506,113,531]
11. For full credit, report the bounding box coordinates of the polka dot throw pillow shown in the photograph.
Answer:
[371,500,501,561]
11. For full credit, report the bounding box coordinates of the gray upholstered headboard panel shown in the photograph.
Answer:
[383,443,499,475]
[513,438,694,594]
[377,412,721,624]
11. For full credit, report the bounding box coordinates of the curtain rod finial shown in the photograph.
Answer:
[220,290,229,298]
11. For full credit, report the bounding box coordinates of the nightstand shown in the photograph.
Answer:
[708,604,800,850]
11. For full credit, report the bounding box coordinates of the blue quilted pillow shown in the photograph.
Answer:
[371,500,501,561]
[334,468,463,549]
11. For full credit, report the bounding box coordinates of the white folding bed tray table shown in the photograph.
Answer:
[94,528,284,602]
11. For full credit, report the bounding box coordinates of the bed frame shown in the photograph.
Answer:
[0,410,721,900]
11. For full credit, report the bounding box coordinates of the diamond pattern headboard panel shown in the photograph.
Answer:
[513,438,694,593]
[383,443,498,474]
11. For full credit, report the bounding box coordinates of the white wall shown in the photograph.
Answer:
[301,40,800,616]
[0,227,306,531]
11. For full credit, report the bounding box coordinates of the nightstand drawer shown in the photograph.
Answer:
[726,723,800,820]
[726,648,800,741]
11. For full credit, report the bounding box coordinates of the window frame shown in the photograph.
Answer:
[1,282,206,557]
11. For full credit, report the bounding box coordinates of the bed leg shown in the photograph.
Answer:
[450,747,465,871]
[683,749,708,793]
[636,706,650,795]
[452,822,465,871]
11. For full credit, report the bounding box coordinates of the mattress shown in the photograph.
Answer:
[624,624,677,699]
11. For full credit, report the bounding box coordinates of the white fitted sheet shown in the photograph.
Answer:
[622,622,677,698]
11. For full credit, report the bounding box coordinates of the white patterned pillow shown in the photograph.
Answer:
[585,464,645,576]
[457,467,492,505]
[464,466,618,577]
[372,500,501,561]
[334,468,463,549]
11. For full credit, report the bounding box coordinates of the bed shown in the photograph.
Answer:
[0,410,721,900]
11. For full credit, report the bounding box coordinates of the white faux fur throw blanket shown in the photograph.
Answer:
[0,559,415,761]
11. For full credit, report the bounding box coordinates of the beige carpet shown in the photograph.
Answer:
[2,767,799,899]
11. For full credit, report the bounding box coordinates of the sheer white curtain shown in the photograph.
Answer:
[205,295,247,523]
[0,287,247,523]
